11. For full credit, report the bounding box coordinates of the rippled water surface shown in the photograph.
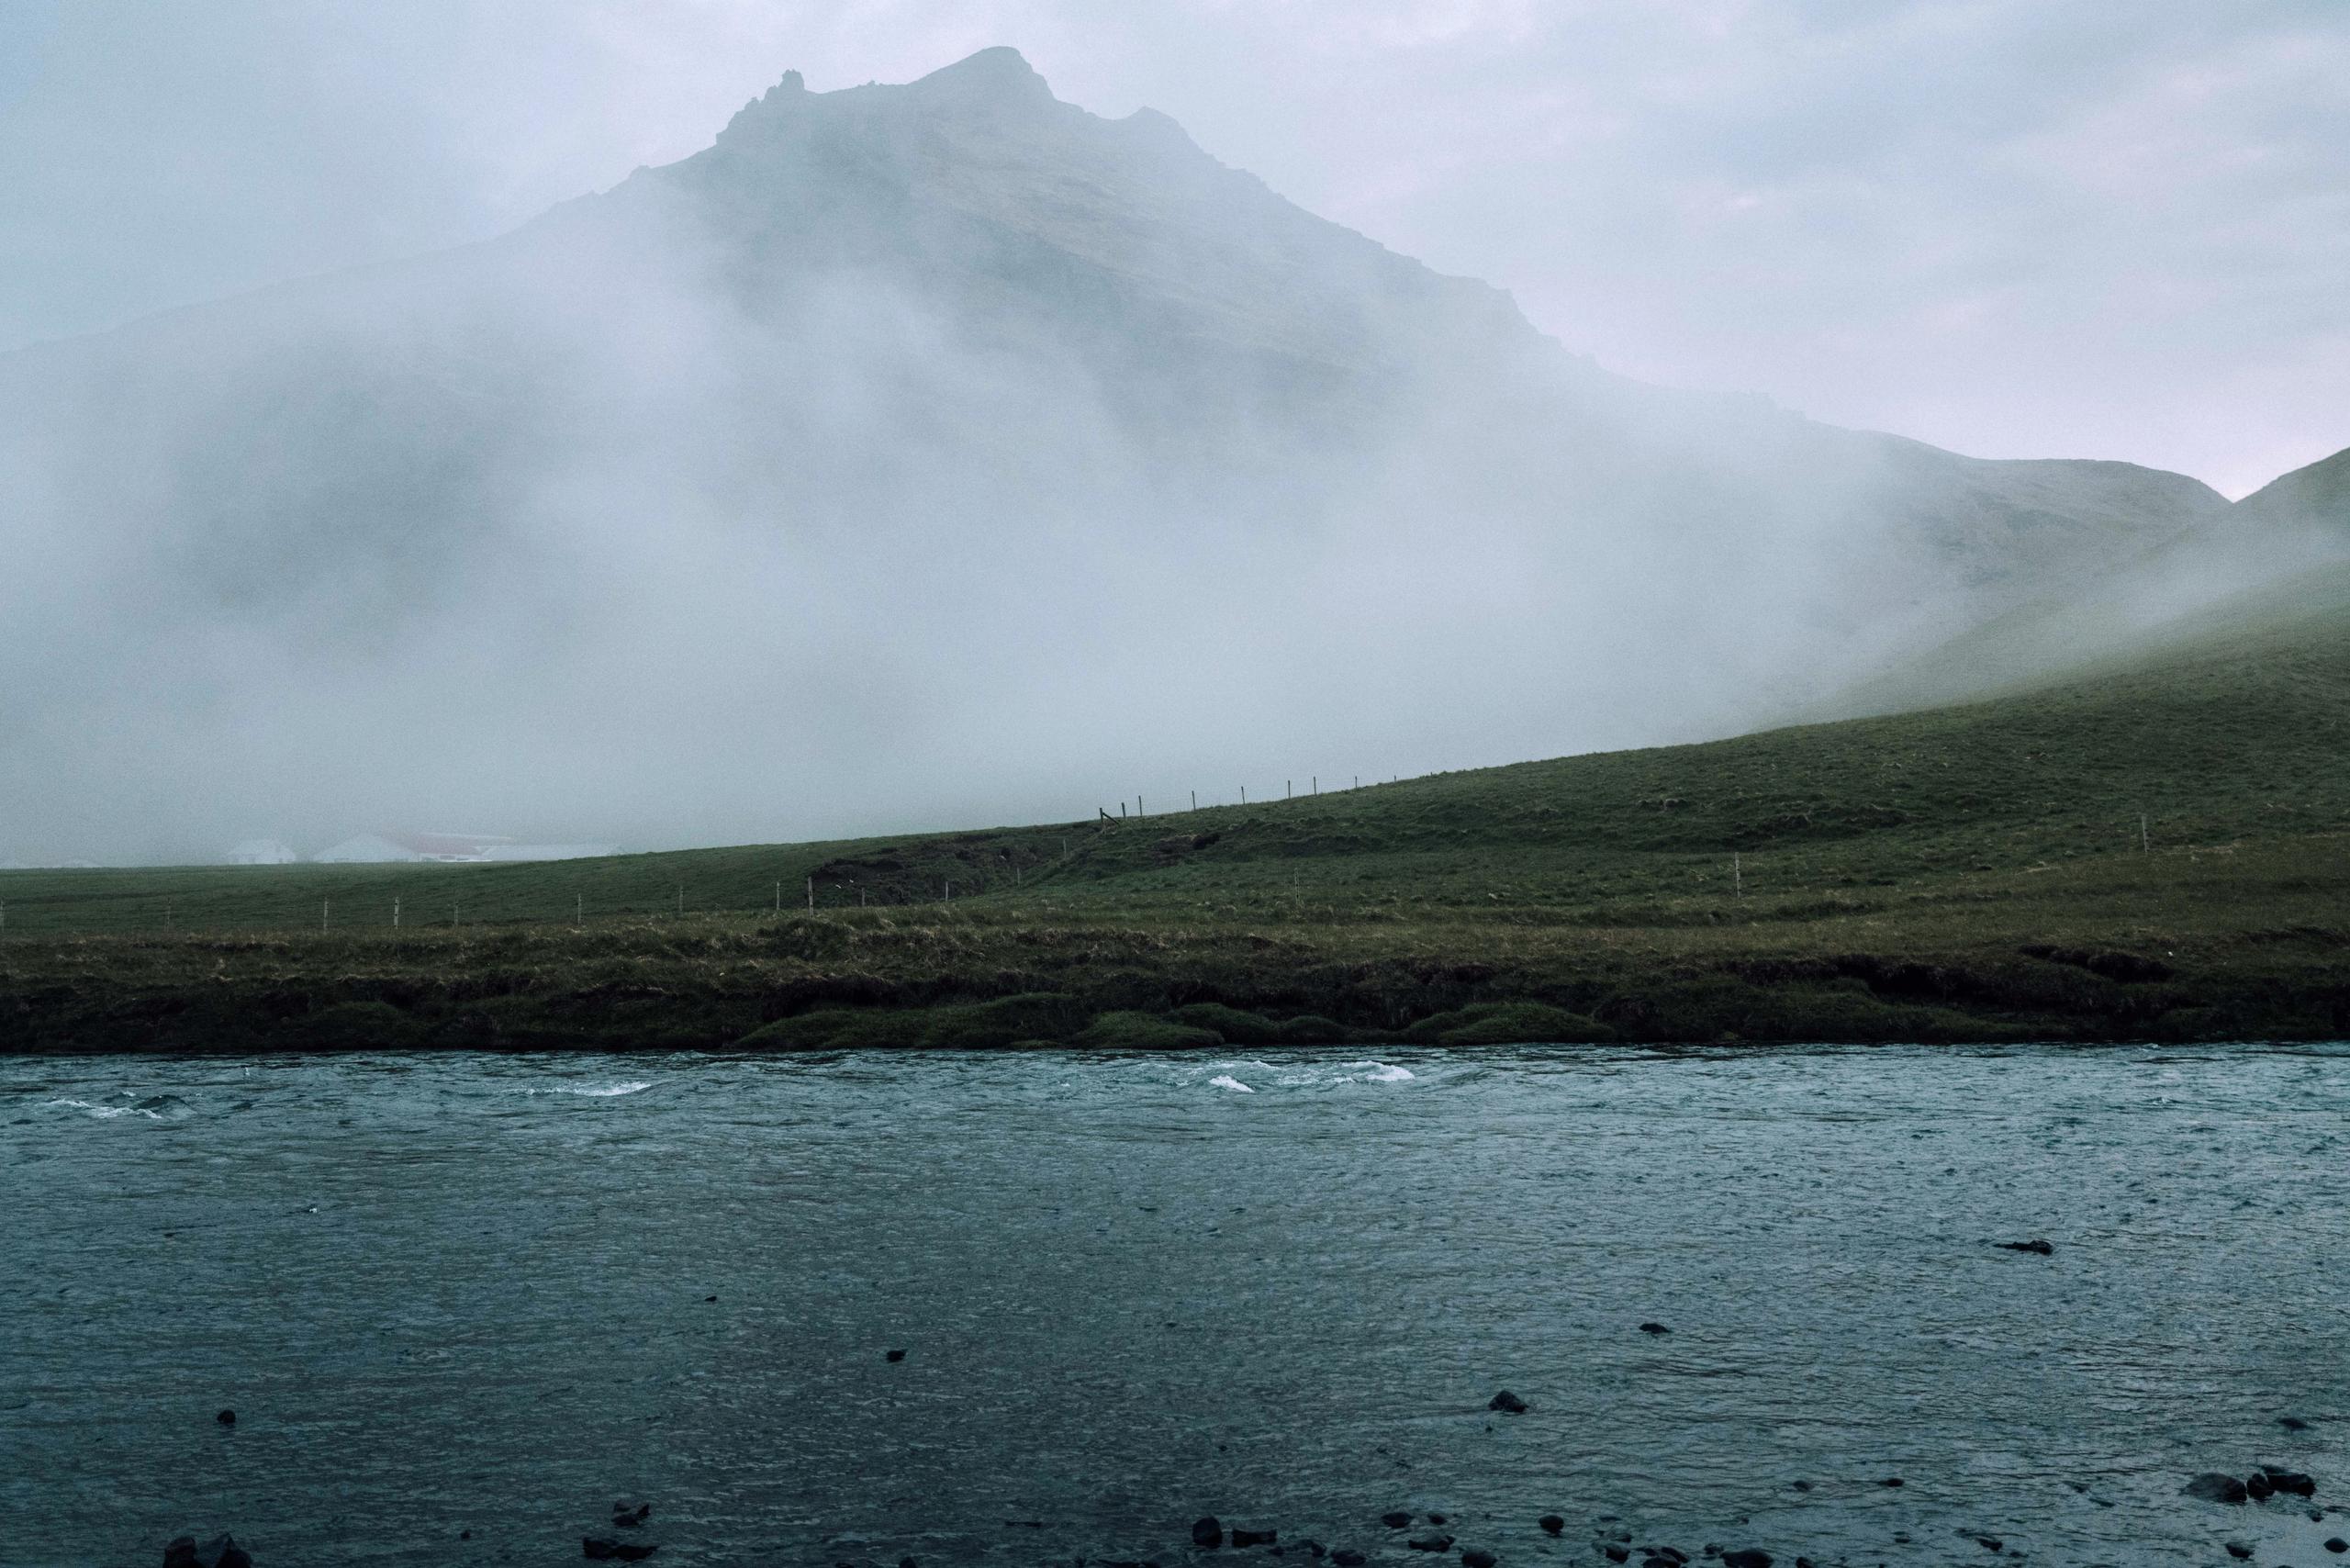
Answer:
[6,1046,2347,1567]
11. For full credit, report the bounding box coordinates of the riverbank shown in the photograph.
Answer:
[4,836,2345,1051]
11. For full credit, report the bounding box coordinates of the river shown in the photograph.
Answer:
[6,1046,2345,1566]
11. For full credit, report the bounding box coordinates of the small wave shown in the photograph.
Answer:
[1348,1062,1416,1083]
[527,1081,654,1098]
[43,1092,191,1121]
[1207,1075,1255,1093]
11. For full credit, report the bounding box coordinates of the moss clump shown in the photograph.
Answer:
[734,992,1085,1050]
[1168,1002,1355,1044]
[1071,1011,1224,1050]
[1404,1002,1616,1045]
[278,1000,428,1049]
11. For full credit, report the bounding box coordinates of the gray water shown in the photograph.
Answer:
[5,1047,2346,1568]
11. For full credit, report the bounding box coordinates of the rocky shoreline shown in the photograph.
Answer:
[156,1454,2346,1568]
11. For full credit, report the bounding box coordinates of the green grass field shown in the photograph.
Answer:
[6,596,2348,1050]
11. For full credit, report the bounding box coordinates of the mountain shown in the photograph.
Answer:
[0,49,2237,862]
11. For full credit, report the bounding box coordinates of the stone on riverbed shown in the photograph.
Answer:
[164,1535,251,1568]
[1406,1535,1453,1552]
[1461,1551,1497,1568]
[1994,1238,2053,1255]
[2184,1473,2249,1504]
[1487,1390,1527,1414]
[1382,1513,1413,1529]
[1538,1516,1564,1536]
[2258,1464,2317,1496]
[1719,1551,1771,1568]
[1193,1518,1225,1549]
[1232,1527,1277,1549]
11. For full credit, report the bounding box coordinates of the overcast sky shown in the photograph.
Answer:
[4,0,2343,497]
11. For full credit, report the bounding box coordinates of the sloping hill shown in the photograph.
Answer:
[0,49,2230,863]
[1818,443,2350,719]
[9,592,2347,1048]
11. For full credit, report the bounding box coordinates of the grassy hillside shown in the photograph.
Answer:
[6,599,2349,1050]
[1814,446,2350,722]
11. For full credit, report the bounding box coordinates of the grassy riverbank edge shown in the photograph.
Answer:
[6,839,2346,1053]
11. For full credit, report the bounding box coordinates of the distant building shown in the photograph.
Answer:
[311,833,616,865]
[226,839,298,865]
[313,832,514,864]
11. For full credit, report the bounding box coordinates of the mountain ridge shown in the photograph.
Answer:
[0,48,2288,862]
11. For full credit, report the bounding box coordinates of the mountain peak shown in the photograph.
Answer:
[907,46,1053,106]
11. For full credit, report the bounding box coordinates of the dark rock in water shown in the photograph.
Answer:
[900,1559,919,1568]
[2224,1544,2253,1561]
[1994,1238,2053,1255]
[1961,1533,2002,1553]
[1602,1549,1629,1565]
[1644,1551,1686,1566]
[1405,1536,1454,1553]
[2281,1416,2311,1430]
[1232,1528,1277,1549]
[215,1409,236,1427]
[1640,1557,1678,1568]
[1193,1518,1225,1550]
[1487,1390,1528,1414]
[1879,1477,1903,1488]
[194,1535,252,1568]
[2244,1472,2275,1501]
[611,1548,656,1563]
[1382,1514,1414,1530]
[1461,1551,1497,1568]
[1719,1551,1771,1568]
[2184,1473,2249,1505]
[586,1541,620,1561]
[885,1349,906,1362]
[1427,1514,1448,1526]
[1333,1553,1367,1567]
[1538,1516,1565,1536]
[1639,1322,1670,1335]
[611,1504,651,1527]
[164,1538,199,1568]
[2324,1537,2347,1553]
[2260,1465,2317,1496]
[1788,1481,1811,1492]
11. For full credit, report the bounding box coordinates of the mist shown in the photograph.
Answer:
[0,47,2301,865]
